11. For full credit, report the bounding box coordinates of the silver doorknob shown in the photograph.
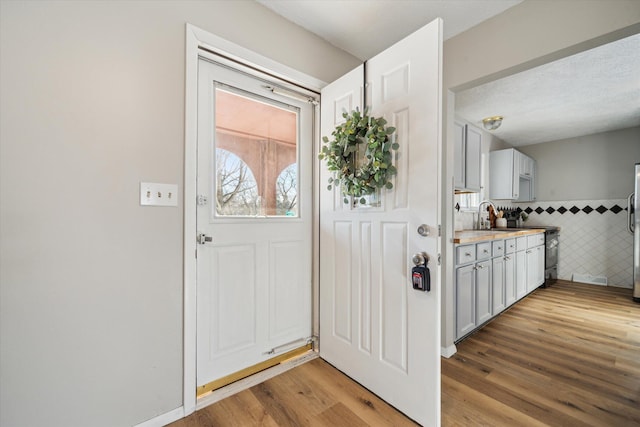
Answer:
[417,224,429,236]
[412,252,429,266]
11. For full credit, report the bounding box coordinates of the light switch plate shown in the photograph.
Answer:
[140,182,178,207]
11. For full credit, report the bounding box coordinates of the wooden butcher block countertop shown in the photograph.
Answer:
[454,228,545,244]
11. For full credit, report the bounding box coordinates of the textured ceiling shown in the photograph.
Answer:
[455,33,640,146]
[256,0,523,60]
[255,0,639,147]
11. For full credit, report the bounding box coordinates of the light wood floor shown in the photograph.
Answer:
[169,357,418,426]
[443,280,640,426]
[171,280,640,426]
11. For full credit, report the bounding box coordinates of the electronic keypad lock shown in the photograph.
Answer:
[411,252,431,292]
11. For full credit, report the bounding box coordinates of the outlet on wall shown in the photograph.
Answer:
[140,182,178,207]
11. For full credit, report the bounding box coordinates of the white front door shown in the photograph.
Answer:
[319,20,442,426]
[196,58,314,388]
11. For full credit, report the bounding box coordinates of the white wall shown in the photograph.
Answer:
[0,1,359,426]
[441,1,640,353]
[519,126,640,201]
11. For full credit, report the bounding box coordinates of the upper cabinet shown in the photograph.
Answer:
[489,148,536,201]
[454,122,482,192]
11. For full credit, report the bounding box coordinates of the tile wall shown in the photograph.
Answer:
[496,199,633,287]
[454,196,633,287]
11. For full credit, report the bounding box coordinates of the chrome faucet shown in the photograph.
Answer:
[477,200,497,230]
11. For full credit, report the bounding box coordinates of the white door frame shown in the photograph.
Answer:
[183,24,325,416]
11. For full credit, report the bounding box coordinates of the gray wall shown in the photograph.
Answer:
[441,0,640,353]
[519,126,640,201]
[0,1,358,426]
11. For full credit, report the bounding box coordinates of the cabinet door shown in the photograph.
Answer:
[475,260,492,325]
[530,158,536,201]
[536,245,545,286]
[453,122,465,189]
[504,254,516,306]
[526,247,538,293]
[492,256,506,315]
[515,250,527,299]
[465,125,482,192]
[456,264,476,339]
[489,149,517,200]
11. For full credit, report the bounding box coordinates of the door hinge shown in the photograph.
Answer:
[197,194,208,206]
[438,224,441,236]
[437,253,441,265]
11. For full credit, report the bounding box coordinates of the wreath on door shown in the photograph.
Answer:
[318,108,399,205]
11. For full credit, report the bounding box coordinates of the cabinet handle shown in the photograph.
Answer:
[483,249,489,254]
[476,264,484,269]
[526,250,532,254]
[504,256,511,260]
[498,246,502,250]
[465,252,472,257]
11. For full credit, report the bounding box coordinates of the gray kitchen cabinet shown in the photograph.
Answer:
[455,264,476,339]
[526,233,545,293]
[504,238,516,306]
[489,148,536,201]
[492,255,506,315]
[455,241,492,340]
[475,259,492,325]
[491,240,506,315]
[455,231,545,342]
[515,249,527,299]
[454,121,481,192]
[504,253,516,306]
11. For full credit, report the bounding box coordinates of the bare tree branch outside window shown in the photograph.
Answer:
[216,148,260,216]
[276,163,298,216]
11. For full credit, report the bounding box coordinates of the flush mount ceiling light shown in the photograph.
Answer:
[482,116,503,131]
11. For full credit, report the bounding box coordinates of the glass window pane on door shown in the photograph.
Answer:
[214,86,299,217]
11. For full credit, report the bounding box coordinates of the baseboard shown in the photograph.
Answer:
[441,344,457,358]
[134,406,184,427]
[607,283,633,289]
[196,350,319,411]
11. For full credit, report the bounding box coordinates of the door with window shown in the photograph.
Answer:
[196,58,314,391]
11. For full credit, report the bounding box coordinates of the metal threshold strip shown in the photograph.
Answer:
[196,343,312,397]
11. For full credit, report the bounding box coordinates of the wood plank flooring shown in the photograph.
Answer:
[171,280,640,426]
[443,280,640,426]
[169,357,418,427]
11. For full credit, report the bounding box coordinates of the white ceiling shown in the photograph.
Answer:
[455,33,640,146]
[256,0,523,60]
[256,0,640,147]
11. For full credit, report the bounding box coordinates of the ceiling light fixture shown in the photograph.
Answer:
[482,116,503,131]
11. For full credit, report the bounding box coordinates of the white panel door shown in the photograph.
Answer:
[320,19,442,426]
[196,58,313,387]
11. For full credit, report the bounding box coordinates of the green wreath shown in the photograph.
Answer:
[319,108,399,205]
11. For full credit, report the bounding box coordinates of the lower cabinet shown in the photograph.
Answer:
[492,255,506,315]
[526,235,546,292]
[455,232,545,341]
[455,264,476,338]
[475,260,492,324]
[515,250,527,299]
[455,259,492,339]
[504,254,516,306]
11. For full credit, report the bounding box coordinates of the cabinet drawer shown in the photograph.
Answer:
[477,242,492,260]
[456,245,476,265]
[505,238,516,254]
[527,233,545,248]
[492,240,505,257]
[516,236,527,251]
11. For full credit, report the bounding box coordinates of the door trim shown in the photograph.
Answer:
[184,23,325,417]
